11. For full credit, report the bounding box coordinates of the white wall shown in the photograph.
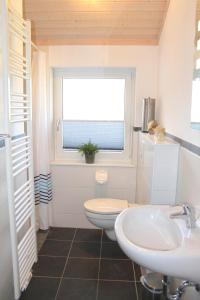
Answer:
[177,148,200,206]
[159,0,200,147]
[158,3,200,297]
[47,45,158,227]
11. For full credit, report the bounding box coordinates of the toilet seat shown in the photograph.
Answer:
[84,198,129,215]
[84,198,141,241]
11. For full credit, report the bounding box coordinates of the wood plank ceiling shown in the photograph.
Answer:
[23,0,170,46]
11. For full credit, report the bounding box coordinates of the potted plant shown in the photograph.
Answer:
[78,141,99,164]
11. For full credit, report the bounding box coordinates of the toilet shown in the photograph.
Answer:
[84,198,140,241]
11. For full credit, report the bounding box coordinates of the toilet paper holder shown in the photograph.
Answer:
[95,170,108,184]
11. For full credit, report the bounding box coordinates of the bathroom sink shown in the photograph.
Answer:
[115,206,200,283]
[121,206,182,251]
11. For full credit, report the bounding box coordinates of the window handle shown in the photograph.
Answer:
[56,119,60,131]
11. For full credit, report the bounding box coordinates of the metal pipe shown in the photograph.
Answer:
[162,277,200,300]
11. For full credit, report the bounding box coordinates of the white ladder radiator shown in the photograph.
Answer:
[0,1,37,299]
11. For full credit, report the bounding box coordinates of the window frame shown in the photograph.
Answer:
[53,67,135,163]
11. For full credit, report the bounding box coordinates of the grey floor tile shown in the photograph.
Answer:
[33,256,66,277]
[56,278,97,300]
[74,228,102,242]
[64,258,99,279]
[39,240,71,256]
[137,283,154,300]
[101,242,129,259]
[99,259,135,281]
[134,263,142,281]
[47,227,76,241]
[153,294,166,300]
[20,277,59,300]
[37,230,49,252]
[70,242,100,258]
[98,280,137,300]
[23,227,149,300]
[102,231,115,243]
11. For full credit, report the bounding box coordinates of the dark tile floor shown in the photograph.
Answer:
[20,228,164,300]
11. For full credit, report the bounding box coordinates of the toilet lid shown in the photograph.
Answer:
[84,198,129,214]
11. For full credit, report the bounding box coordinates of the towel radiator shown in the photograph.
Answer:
[0,1,37,299]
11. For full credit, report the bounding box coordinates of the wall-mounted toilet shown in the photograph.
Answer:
[84,198,139,241]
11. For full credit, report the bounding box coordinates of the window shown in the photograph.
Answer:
[63,78,125,150]
[53,68,135,163]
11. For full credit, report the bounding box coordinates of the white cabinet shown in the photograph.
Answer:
[136,133,180,205]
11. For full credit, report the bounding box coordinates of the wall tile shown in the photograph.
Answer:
[51,165,136,228]
[176,148,200,206]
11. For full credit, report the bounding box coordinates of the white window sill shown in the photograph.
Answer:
[51,160,135,168]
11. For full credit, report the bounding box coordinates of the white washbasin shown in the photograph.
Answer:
[122,206,182,251]
[115,205,200,283]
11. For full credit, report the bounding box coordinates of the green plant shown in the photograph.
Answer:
[78,141,99,156]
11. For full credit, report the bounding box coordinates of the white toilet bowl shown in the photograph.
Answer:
[84,198,139,241]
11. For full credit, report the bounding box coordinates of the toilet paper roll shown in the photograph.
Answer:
[95,170,108,184]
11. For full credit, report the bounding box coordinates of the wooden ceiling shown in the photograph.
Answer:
[23,0,170,46]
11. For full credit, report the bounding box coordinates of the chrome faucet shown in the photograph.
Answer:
[170,204,196,229]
